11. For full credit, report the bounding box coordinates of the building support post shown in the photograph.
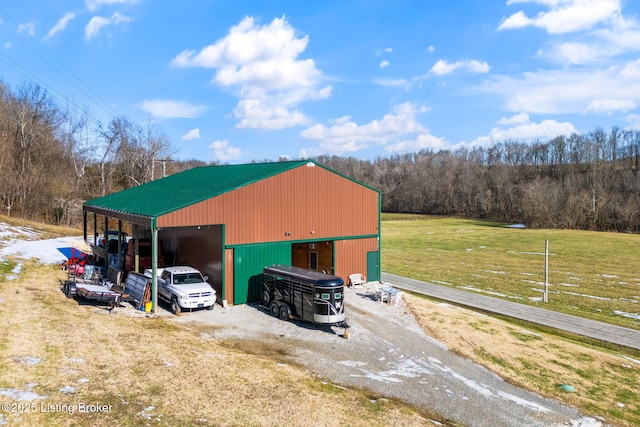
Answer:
[151,221,158,314]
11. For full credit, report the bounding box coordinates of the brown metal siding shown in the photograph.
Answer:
[334,237,378,282]
[225,248,234,305]
[157,164,379,245]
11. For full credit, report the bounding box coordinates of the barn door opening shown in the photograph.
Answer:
[291,241,333,274]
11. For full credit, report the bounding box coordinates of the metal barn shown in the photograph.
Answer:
[82,160,381,310]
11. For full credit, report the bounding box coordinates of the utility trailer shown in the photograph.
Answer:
[260,264,346,327]
[62,265,125,309]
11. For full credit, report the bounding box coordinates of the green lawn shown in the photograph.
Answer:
[381,214,640,330]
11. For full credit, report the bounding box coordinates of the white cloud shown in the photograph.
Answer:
[372,78,410,88]
[428,45,435,52]
[181,128,201,141]
[209,139,242,162]
[139,100,206,119]
[585,99,636,114]
[45,12,77,40]
[480,63,640,115]
[85,12,131,40]
[429,59,490,75]
[17,22,35,36]
[300,103,433,153]
[232,97,310,129]
[499,0,621,34]
[469,116,577,147]
[497,113,530,125]
[171,16,329,130]
[385,134,448,153]
[86,0,138,12]
[623,114,640,129]
[379,60,390,69]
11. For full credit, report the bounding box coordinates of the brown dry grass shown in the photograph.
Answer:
[0,262,435,427]
[404,292,640,427]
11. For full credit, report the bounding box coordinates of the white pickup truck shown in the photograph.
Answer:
[146,266,216,314]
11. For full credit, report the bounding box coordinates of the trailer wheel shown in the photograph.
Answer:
[63,282,70,298]
[170,296,182,315]
[279,305,291,321]
[269,302,279,317]
[261,290,272,307]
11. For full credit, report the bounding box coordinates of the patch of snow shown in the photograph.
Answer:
[496,390,553,413]
[520,330,541,337]
[613,310,640,320]
[0,384,47,401]
[338,360,368,368]
[0,235,83,264]
[59,386,76,394]
[138,405,156,420]
[622,355,640,365]
[5,263,22,280]
[12,356,41,366]
[562,292,612,301]
[78,378,90,384]
[459,286,507,298]
[567,417,604,427]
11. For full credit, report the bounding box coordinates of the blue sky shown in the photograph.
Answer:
[1,0,640,163]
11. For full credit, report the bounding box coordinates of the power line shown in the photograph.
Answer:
[0,6,122,120]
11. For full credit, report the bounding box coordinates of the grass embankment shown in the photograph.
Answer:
[383,215,640,426]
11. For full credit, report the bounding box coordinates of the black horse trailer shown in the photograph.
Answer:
[261,264,346,325]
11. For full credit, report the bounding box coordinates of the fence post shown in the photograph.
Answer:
[544,240,549,303]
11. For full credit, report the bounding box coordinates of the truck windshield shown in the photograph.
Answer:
[173,273,205,284]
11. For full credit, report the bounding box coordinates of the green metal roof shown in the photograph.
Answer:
[84,160,311,220]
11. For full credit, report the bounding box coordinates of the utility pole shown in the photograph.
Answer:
[154,158,172,178]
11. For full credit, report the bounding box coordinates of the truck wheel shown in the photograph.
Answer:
[170,297,181,315]
[63,282,71,298]
[279,305,291,321]
[269,302,279,317]
[206,303,215,311]
[261,290,271,307]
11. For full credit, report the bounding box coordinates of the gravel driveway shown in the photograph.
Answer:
[168,284,600,427]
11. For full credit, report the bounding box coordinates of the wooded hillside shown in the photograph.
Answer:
[1,81,638,233]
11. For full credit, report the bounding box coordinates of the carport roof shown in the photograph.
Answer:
[84,160,313,224]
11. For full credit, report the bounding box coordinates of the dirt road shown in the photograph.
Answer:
[169,284,600,427]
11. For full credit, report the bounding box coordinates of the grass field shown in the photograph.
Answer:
[381,215,640,426]
[381,214,640,330]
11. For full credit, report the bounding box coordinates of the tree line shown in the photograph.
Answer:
[315,128,640,233]
[1,81,639,233]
